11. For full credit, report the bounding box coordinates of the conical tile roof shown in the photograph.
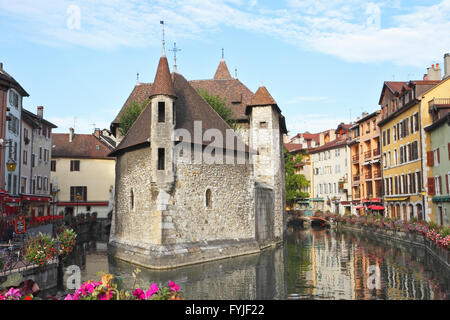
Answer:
[249,86,277,106]
[149,56,176,98]
[213,59,232,80]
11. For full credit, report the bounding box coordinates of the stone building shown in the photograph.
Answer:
[108,50,287,269]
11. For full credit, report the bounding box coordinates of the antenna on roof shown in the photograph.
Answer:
[160,20,166,57]
[136,72,140,85]
[169,42,181,72]
[235,68,237,79]
[221,48,224,60]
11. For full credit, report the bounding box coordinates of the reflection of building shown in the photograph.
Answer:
[20,106,57,218]
[50,128,115,218]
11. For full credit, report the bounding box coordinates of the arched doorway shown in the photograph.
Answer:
[395,204,401,219]
[416,204,423,221]
[402,204,407,221]
[408,204,414,221]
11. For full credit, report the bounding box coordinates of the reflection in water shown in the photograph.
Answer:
[71,229,448,300]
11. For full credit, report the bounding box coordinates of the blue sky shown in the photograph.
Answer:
[1,0,449,135]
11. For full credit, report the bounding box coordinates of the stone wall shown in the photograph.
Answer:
[254,183,274,246]
[110,147,162,247]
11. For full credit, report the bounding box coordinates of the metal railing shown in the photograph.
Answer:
[364,150,372,159]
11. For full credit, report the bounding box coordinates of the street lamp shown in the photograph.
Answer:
[6,159,16,172]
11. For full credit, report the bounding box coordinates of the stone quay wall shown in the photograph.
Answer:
[337,223,450,269]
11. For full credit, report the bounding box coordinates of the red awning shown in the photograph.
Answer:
[22,195,52,202]
[368,205,385,210]
[355,205,364,209]
[3,196,21,203]
[371,198,382,203]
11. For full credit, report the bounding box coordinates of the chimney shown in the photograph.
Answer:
[37,106,43,118]
[69,128,74,142]
[444,53,450,79]
[94,128,101,138]
[427,64,441,81]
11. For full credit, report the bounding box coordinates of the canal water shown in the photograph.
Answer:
[65,228,449,300]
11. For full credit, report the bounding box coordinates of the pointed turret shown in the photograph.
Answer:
[249,85,277,106]
[149,56,176,99]
[214,59,233,80]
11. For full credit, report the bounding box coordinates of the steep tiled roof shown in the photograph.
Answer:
[22,109,57,129]
[189,78,253,120]
[213,60,232,80]
[111,83,152,125]
[0,65,29,96]
[248,86,277,106]
[284,143,303,153]
[149,56,176,98]
[110,72,251,156]
[52,133,114,159]
[309,138,348,153]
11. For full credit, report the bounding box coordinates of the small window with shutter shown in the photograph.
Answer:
[427,177,435,196]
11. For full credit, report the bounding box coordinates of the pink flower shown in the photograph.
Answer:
[132,288,146,300]
[168,281,180,292]
[5,288,22,300]
[64,294,74,300]
[146,283,159,298]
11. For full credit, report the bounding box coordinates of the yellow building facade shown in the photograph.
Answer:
[379,100,423,220]
[378,78,442,221]
[419,77,450,223]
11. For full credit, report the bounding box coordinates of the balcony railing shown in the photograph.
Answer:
[352,155,359,163]
[353,174,360,182]
[365,171,372,179]
[428,98,450,109]
[373,170,381,178]
[353,191,361,199]
[373,148,380,157]
[364,150,372,159]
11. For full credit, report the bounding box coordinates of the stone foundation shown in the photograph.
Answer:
[108,238,268,270]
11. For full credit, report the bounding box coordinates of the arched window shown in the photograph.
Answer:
[130,188,134,210]
[205,189,212,209]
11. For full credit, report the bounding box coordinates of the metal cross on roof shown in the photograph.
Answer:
[170,42,181,72]
[221,48,224,60]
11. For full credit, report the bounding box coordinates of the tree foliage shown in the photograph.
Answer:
[197,89,237,130]
[284,148,310,207]
[119,99,149,136]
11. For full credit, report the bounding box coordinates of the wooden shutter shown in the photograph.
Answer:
[448,143,450,160]
[446,174,449,194]
[437,148,440,164]
[438,176,442,195]
[427,151,434,166]
[427,177,435,195]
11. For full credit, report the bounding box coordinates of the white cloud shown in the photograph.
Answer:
[1,0,449,66]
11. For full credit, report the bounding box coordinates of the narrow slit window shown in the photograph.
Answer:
[158,148,165,170]
[130,188,134,210]
[158,101,165,123]
[205,189,212,208]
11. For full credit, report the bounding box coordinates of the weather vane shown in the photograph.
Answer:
[160,20,166,56]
